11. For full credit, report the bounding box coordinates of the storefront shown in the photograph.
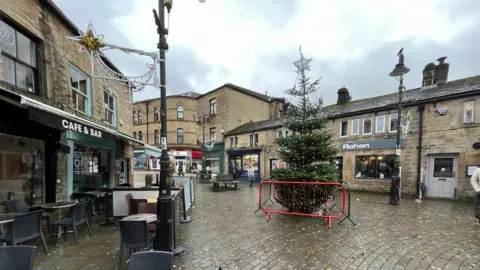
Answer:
[191,150,202,173]
[170,150,188,174]
[203,143,225,175]
[227,149,261,181]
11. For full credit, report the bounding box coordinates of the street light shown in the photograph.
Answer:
[153,0,206,254]
[388,48,410,206]
[196,114,209,179]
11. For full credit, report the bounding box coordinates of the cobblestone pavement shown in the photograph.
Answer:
[33,181,480,270]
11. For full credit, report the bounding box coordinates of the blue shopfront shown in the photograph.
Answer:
[227,149,261,182]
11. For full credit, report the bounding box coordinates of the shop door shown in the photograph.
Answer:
[427,155,458,198]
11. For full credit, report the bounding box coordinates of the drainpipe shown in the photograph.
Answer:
[416,105,425,199]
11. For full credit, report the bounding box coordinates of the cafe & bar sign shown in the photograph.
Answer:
[62,119,102,138]
[341,139,404,151]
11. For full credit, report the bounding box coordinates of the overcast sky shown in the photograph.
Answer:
[54,0,480,106]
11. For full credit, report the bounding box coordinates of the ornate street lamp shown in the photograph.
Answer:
[388,48,410,206]
[196,114,209,179]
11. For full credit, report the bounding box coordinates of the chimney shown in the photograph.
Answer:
[422,62,436,87]
[337,87,351,105]
[435,56,449,85]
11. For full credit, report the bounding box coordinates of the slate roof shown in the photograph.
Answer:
[168,91,202,98]
[225,118,283,136]
[322,75,480,117]
[199,83,285,103]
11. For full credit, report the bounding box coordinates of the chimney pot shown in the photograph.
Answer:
[437,56,447,65]
[337,87,352,105]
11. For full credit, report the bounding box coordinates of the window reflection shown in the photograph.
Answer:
[355,155,397,179]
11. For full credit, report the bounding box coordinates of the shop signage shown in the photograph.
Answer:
[171,151,188,156]
[62,119,102,138]
[340,139,403,151]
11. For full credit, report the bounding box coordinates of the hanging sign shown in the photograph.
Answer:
[62,119,102,138]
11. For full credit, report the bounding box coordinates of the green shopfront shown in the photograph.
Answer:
[203,142,225,175]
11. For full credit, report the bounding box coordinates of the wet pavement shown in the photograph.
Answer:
[31,181,480,270]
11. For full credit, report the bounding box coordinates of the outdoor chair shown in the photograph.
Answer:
[0,210,48,254]
[117,220,156,270]
[51,201,92,244]
[0,245,36,270]
[128,250,173,270]
[5,199,52,234]
[137,202,157,232]
[125,193,147,215]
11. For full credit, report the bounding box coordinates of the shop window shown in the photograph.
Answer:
[376,115,385,133]
[133,111,137,124]
[0,20,38,93]
[73,144,111,192]
[355,155,397,179]
[390,113,399,132]
[463,101,475,123]
[363,118,372,135]
[104,90,116,127]
[243,154,259,172]
[351,119,359,135]
[209,98,217,115]
[138,110,143,123]
[69,64,91,115]
[154,107,159,121]
[177,128,184,144]
[340,121,348,137]
[133,131,137,139]
[138,131,143,141]
[209,128,216,141]
[154,130,159,144]
[177,105,184,119]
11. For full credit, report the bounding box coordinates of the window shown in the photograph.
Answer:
[177,128,184,144]
[133,131,137,139]
[209,128,216,141]
[285,131,289,137]
[390,113,399,132]
[255,134,259,145]
[138,131,143,141]
[138,110,143,123]
[133,111,137,124]
[154,129,159,144]
[0,20,37,93]
[154,107,159,121]
[376,115,385,133]
[70,64,91,115]
[235,136,238,146]
[104,91,116,127]
[351,119,360,135]
[210,98,217,115]
[340,121,348,137]
[277,109,283,119]
[278,131,283,138]
[250,135,254,146]
[177,105,184,119]
[355,155,398,179]
[464,101,475,124]
[230,137,234,148]
[363,118,372,135]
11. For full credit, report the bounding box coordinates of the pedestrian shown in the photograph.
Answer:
[248,166,255,187]
[470,167,480,224]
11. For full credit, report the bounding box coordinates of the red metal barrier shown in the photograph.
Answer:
[258,180,347,228]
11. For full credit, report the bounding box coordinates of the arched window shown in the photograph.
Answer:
[138,131,143,141]
[154,129,159,144]
[177,105,184,119]
[177,128,184,144]
[133,131,137,139]
[133,111,137,123]
[154,107,159,121]
[138,110,143,123]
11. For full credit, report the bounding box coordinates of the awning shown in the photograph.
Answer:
[192,150,202,159]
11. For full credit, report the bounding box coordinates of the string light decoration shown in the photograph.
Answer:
[271,46,338,214]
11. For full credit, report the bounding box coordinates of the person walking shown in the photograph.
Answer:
[248,166,255,187]
[470,167,480,223]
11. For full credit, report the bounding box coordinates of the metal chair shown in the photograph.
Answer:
[0,245,36,270]
[51,201,92,244]
[0,210,48,254]
[128,250,173,270]
[117,220,156,270]
[5,199,52,234]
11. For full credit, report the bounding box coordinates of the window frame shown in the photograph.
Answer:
[69,63,91,116]
[389,113,399,133]
[103,90,116,127]
[137,110,143,123]
[375,115,386,133]
[153,107,159,121]
[355,155,398,180]
[363,117,372,135]
[0,19,39,94]
[177,105,184,119]
[209,98,217,115]
[340,121,348,137]
[138,131,143,141]
[154,129,159,144]
[463,100,475,124]
[177,128,184,144]
[133,111,137,124]
[250,134,254,146]
[234,136,238,146]
[230,137,234,148]
[254,133,259,145]
[209,128,216,141]
[133,131,137,139]
[351,119,360,136]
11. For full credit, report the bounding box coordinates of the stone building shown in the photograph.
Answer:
[0,0,139,206]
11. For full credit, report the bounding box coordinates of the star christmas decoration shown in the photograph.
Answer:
[293,46,313,72]
[67,22,105,53]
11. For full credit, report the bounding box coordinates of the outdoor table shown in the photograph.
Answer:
[121,213,157,223]
[71,191,106,216]
[0,213,18,246]
[41,201,76,239]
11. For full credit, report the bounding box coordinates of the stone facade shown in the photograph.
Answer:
[0,0,134,200]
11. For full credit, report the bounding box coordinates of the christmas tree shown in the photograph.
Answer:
[271,46,338,214]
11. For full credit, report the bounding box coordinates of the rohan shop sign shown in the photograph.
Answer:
[62,119,102,138]
[341,139,404,151]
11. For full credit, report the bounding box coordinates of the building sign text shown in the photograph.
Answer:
[341,139,403,151]
[62,119,102,138]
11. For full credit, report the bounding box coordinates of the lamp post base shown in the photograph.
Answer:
[173,245,185,256]
[181,216,192,223]
[389,175,400,206]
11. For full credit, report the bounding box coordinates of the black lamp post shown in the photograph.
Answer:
[196,114,208,178]
[153,0,206,253]
[388,48,410,206]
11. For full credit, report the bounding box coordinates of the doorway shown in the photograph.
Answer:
[427,155,458,198]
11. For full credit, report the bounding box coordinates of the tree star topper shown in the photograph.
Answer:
[293,46,312,72]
